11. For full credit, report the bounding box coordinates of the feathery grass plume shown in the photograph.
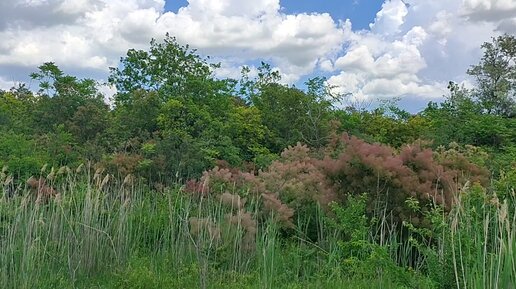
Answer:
[100,174,110,190]
[490,192,501,207]
[26,176,59,204]
[57,166,70,175]
[261,193,295,229]
[94,167,105,181]
[227,209,257,250]
[3,175,13,186]
[219,192,246,210]
[123,174,134,186]
[46,167,55,181]
[1,165,8,181]
[40,163,48,174]
[189,217,221,242]
[499,200,508,223]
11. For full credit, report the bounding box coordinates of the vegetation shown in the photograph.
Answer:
[0,34,515,288]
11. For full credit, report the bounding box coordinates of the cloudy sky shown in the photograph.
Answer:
[0,0,515,111]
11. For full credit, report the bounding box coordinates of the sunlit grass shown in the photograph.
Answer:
[0,167,514,288]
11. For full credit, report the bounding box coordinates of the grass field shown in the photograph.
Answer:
[1,168,514,289]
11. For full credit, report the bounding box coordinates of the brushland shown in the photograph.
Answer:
[0,145,514,288]
[0,34,515,288]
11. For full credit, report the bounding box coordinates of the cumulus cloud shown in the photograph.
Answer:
[459,0,516,35]
[0,0,345,85]
[327,0,511,101]
[0,76,17,91]
[369,0,408,35]
[0,0,514,105]
[462,0,516,30]
[328,3,444,100]
[156,2,345,81]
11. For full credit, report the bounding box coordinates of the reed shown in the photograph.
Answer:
[0,166,514,288]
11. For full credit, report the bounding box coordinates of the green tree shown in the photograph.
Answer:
[108,36,274,176]
[247,65,334,151]
[467,34,516,117]
[0,132,50,177]
[109,34,218,104]
[30,62,108,137]
[110,90,162,150]
[0,86,35,134]
[423,82,515,149]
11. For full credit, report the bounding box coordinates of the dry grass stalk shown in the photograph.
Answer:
[76,163,84,173]
[26,176,60,204]
[189,217,221,242]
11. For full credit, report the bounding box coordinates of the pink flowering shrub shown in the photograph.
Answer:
[185,143,335,231]
[186,133,488,229]
[321,134,489,225]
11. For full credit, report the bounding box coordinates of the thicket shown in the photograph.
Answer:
[0,162,514,288]
[1,35,515,179]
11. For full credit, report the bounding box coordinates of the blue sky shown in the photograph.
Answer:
[165,1,385,30]
[272,0,384,30]
[0,0,514,113]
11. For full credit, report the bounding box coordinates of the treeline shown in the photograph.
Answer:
[0,34,515,181]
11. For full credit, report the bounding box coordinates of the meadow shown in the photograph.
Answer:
[1,162,514,289]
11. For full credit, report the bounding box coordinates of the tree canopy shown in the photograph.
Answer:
[0,33,515,179]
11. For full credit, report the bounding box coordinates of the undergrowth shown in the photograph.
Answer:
[0,163,514,289]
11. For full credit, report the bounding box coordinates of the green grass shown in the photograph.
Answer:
[0,169,514,289]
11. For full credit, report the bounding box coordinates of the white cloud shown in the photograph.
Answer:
[0,0,345,84]
[329,21,441,100]
[185,0,279,17]
[462,0,516,21]
[461,0,516,33]
[335,45,375,72]
[369,0,408,35]
[327,0,513,101]
[0,76,17,90]
[0,0,514,106]
[155,4,345,82]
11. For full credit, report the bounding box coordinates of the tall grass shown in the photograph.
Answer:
[0,168,286,288]
[447,189,515,289]
[0,167,514,288]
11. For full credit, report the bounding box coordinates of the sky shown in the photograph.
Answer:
[0,0,515,112]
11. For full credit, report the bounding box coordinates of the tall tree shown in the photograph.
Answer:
[29,62,109,150]
[108,34,220,105]
[467,34,516,117]
[246,64,334,151]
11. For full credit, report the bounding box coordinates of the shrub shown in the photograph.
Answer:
[321,134,489,225]
[189,134,490,234]
[186,143,336,234]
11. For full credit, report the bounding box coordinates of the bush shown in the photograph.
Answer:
[321,134,488,225]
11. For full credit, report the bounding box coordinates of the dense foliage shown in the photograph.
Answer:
[1,34,515,179]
